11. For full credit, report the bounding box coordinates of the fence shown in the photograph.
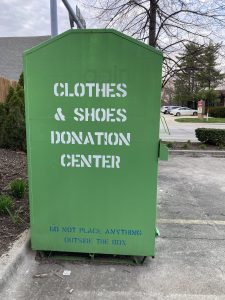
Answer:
[0,77,17,103]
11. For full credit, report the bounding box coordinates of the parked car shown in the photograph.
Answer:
[161,105,180,114]
[170,107,198,116]
[167,106,181,114]
[160,106,169,114]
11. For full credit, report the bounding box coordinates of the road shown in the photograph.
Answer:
[1,156,225,299]
[160,114,225,142]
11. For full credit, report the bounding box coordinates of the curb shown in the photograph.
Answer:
[0,229,30,290]
[169,150,225,157]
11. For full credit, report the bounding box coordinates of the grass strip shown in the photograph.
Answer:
[175,117,225,123]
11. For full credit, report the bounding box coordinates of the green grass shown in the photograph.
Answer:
[10,179,25,199]
[0,195,13,214]
[175,117,225,123]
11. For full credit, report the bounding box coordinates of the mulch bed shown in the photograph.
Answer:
[0,148,29,257]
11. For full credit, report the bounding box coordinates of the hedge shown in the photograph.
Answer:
[0,73,26,151]
[195,128,225,146]
[209,107,225,118]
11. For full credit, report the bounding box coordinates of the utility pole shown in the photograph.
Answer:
[50,0,86,37]
[50,0,58,37]
[149,0,157,47]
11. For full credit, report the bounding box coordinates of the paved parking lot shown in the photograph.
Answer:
[160,114,225,142]
[1,156,225,299]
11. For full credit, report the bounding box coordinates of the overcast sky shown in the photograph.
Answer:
[0,0,97,37]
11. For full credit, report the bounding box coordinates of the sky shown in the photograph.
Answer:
[1,0,225,76]
[0,0,96,37]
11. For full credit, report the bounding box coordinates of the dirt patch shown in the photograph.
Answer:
[0,148,29,257]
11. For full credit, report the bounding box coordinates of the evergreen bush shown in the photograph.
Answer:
[209,107,225,118]
[0,73,26,151]
[195,128,225,146]
[0,103,6,146]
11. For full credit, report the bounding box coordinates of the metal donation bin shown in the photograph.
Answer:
[23,29,167,257]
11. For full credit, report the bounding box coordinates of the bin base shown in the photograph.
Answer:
[36,250,150,265]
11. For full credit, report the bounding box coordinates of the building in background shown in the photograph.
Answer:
[215,86,225,107]
[0,36,49,80]
[0,36,49,102]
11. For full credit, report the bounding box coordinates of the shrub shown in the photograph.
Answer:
[209,107,225,118]
[167,142,174,149]
[0,195,13,214]
[195,128,225,146]
[0,103,6,146]
[10,179,25,199]
[1,103,26,151]
[7,206,24,224]
[181,143,189,150]
[199,144,207,150]
[0,73,26,151]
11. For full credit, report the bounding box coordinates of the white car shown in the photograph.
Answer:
[170,107,198,116]
[160,106,168,113]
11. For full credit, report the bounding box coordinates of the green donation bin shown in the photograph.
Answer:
[23,29,166,257]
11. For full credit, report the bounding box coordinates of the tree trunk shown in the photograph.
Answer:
[149,0,157,47]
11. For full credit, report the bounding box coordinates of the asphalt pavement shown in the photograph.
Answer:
[160,114,225,142]
[1,155,225,300]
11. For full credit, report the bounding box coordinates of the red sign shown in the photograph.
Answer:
[198,100,203,107]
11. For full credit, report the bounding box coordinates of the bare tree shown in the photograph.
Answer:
[88,0,225,87]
